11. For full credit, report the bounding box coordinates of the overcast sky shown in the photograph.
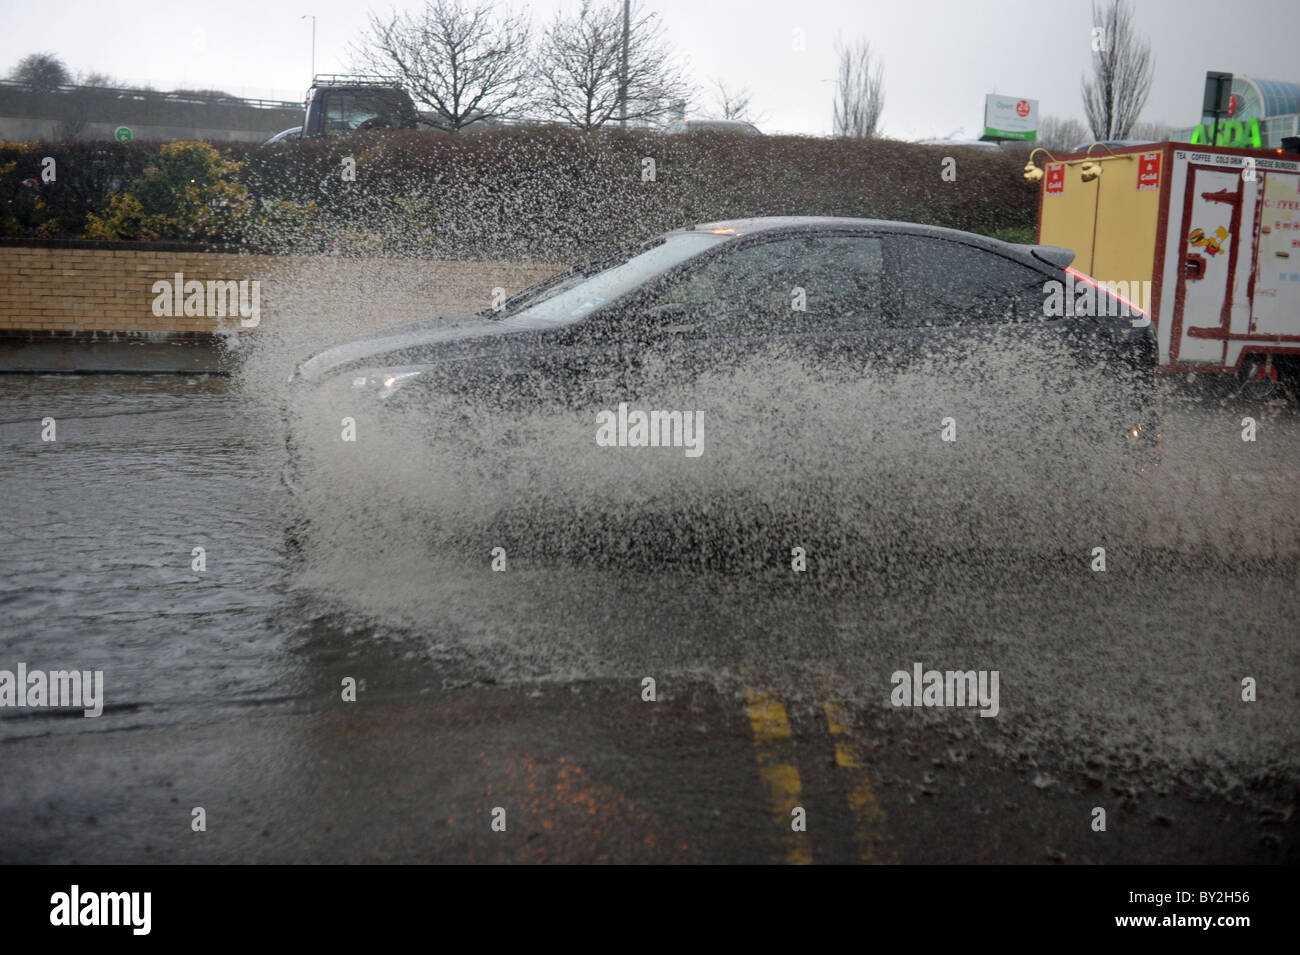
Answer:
[2,0,1295,138]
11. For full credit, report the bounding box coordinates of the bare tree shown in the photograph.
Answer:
[1037,115,1088,152]
[57,70,116,141]
[712,78,765,124]
[355,0,533,131]
[1129,119,1172,141]
[9,53,71,92]
[1081,0,1153,140]
[532,0,693,130]
[832,40,884,138]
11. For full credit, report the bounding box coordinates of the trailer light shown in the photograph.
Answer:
[1023,147,1057,183]
[1080,161,1101,182]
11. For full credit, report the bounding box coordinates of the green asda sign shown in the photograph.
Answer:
[1189,117,1262,149]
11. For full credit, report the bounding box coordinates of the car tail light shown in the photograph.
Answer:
[1065,267,1150,326]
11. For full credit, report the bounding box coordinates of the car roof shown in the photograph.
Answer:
[916,139,1002,150]
[675,216,1073,270]
[685,215,994,243]
[263,126,303,144]
[1071,139,1151,151]
[666,119,761,132]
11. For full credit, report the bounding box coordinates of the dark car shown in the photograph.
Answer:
[915,139,1003,152]
[262,75,429,146]
[284,216,1159,493]
[664,119,762,135]
[1069,139,1153,153]
[262,125,304,145]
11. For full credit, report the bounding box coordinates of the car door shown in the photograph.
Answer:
[614,232,890,397]
[517,313,629,409]
[426,312,628,413]
[754,233,891,375]
[880,233,1059,365]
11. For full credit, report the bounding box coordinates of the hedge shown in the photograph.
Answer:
[1,129,1038,261]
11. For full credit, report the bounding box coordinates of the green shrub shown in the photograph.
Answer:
[84,142,252,242]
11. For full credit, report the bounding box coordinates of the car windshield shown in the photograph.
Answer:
[513,232,728,324]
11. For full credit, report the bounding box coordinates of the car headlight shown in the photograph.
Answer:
[350,369,425,399]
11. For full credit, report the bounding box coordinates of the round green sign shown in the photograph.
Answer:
[114,126,132,142]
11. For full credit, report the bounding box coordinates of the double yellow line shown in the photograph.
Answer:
[743,683,892,864]
[744,687,813,865]
[822,699,892,863]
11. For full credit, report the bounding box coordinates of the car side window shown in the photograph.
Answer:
[651,235,884,334]
[885,236,1048,326]
[325,92,356,135]
[324,91,389,135]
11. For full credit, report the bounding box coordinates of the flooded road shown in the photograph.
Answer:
[0,372,1296,863]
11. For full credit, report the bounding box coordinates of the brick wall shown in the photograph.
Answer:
[0,245,568,338]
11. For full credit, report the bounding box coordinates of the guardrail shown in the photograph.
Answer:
[0,79,302,112]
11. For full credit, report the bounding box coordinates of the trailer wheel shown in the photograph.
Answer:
[1237,359,1286,402]
[1239,379,1283,401]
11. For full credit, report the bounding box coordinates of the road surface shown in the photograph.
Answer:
[0,372,1296,863]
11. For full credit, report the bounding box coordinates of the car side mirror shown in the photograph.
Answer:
[645,302,691,321]
[644,302,701,334]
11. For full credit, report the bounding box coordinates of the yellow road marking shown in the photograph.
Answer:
[833,743,859,769]
[746,688,793,743]
[822,699,893,862]
[743,686,811,865]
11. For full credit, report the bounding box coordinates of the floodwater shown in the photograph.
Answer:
[0,350,1297,862]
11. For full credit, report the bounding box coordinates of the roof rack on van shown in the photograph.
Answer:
[310,74,403,88]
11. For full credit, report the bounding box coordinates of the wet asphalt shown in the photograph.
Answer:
[0,373,1296,863]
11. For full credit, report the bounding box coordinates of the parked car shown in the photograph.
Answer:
[262,75,512,145]
[915,139,1003,152]
[1068,139,1153,153]
[283,216,1159,493]
[261,74,427,145]
[262,126,304,145]
[664,119,761,135]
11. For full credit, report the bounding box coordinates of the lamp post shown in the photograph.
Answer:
[301,15,316,78]
[618,0,629,126]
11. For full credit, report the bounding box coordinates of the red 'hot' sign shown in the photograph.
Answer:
[1137,152,1160,191]
[1045,163,1065,195]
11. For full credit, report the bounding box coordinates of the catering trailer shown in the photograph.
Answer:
[1035,141,1300,384]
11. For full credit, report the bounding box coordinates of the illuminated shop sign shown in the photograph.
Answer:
[1189,117,1263,149]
